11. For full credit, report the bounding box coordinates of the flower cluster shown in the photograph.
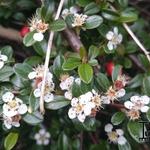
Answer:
[34,128,51,145]
[29,15,48,41]
[28,65,55,103]
[105,123,127,145]
[124,95,150,120]
[106,27,123,51]
[101,75,127,104]
[2,92,28,129]
[0,52,8,69]
[68,89,102,122]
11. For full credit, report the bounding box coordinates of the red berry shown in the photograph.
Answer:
[20,26,30,37]
[105,61,115,76]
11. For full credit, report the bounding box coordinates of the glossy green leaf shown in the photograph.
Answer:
[78,63,93,84]
[58,132,69,150]
[0,46,13,60]
[88,45,99,59]
[111,112,125,125]
[118,142,131,150]
[23,111,43,125]
[23,31,36,47]
[84,2,100,15]
[4,132,19,150]
[143,76,150,96]
[112,65,122,82]
[117,0,128,7]
[46,96,70,110]
[62,57,81,71]
[85,15,103,29]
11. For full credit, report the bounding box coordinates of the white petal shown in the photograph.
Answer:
[2,92,14,102]
[124,101,134,109]
[0,61,4,69]
[141,106,149,113]
[44,93,54,103]
[60,82,69,90]
[83,105,92,116]
[116,89,125,98]
[117,136,127,145]
[141,95,150,104]
[39,129,46,135]
[106,31,114,40]
[34,133,40,140]
[116,129,124,136]
[1,55,8,61]
[113,27,118,34]
[28,71,36,79]
[104,123,113,132]
[18,104,28,114]
[70,6,78,14]
[43,139,49,145]
[33,32,44,42]
[71,98,79,106]
[130,96,139,103]
[118,34,123,43]
[77,113,86,123]
[107,41,114,50]
[45,132,51,138]
[4,120,12,129]
[34,89,41,98]
[101,96,110,104]
[37,140,42,145]
[13,122,20,127]
[64,91,72,100]
[68,108,76,119]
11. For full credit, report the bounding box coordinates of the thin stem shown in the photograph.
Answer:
[40,0,65,114]
[110,5,150,64]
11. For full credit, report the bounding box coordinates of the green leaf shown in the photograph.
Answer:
[46,96,70,110]
[79,47,87,60]
[85,15,103,29]
[4,132,19,150]
[23,31,36,47]
[96,73,110,92]
[62,57,81,71]
[118,142,131,150]
[25,56,43,66]
[138,54,150,69]
[84,2,100,15]
[102,9,119,21]
[143,76,150,96]
[58,132,69,150]
[88,59,98,66]
[0,46,13,59]
[53,55,65,78]
[111,112,125,125]
[123,57,132,69]
[119,9,138,23]
[23,111,43,125]
[88,45,99,59]
[14,63,32,79]
[77,0,93,7]
[112,65,122,82]
[50,19,66,31]
[41,0,54,21]
[146,109,150,121]
[117,0,128,7]
[78,63,93,84]
[127,121,144,143]
[33,39,47,56]
[0,66,14,82]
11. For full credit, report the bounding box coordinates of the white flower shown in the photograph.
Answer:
[102,86,125,104]
[68,90,102,122]
[124,95,150,113]
[60,76,74,90]
[106,27,123,50]
[33,32,44,41]
[3,115,21,129]
[34,129,50,145]
[62,6,78,19]
[72,13,88,27]
[105,123,127,145]
[34,88,41,98]
[0,53,8,69]
[2,92,28,117]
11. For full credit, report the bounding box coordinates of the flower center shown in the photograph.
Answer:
[12,115,21,122]
[8,100,17,108]
[108,131,118,142]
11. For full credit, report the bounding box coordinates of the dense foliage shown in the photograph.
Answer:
[0,0,150,149]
